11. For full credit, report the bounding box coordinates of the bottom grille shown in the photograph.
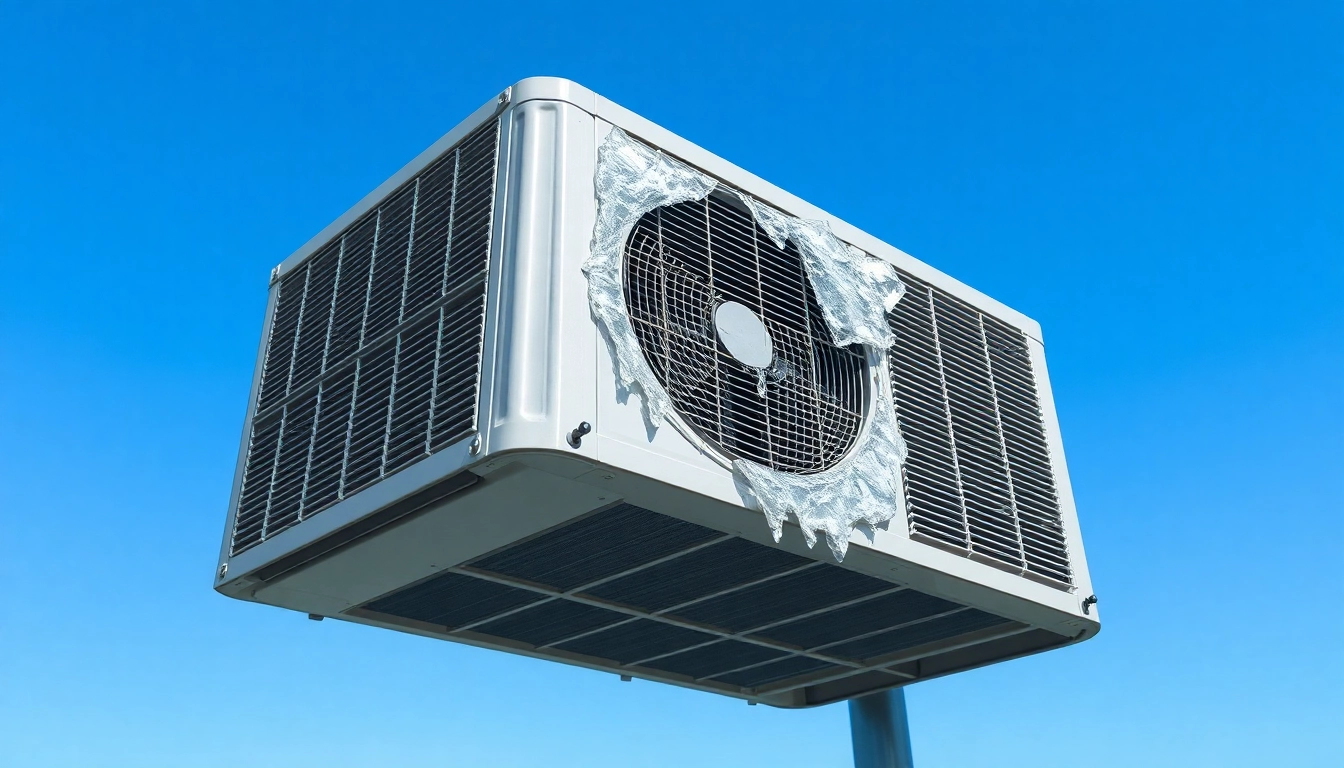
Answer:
[357,504,1064,702]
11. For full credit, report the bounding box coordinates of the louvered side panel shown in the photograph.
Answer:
[230,120,500,556]
[887,273,1072,588]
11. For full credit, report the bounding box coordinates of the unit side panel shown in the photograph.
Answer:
[221,119,503,576]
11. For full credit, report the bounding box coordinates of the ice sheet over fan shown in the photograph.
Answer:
[585,127,910,559]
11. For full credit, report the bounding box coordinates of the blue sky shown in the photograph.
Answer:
[1,2,1340,766]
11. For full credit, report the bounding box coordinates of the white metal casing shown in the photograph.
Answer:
[215,77,1098,708]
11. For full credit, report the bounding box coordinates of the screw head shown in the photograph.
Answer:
[468,436,481,455]
[218,563,228,579]
[567,421,594,448]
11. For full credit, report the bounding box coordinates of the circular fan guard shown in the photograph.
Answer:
[623,195,866,474]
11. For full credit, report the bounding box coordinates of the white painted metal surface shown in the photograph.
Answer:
[214,78,1099,708]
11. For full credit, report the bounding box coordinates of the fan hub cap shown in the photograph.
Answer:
[714,301,774,368]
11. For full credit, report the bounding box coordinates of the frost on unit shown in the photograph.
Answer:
[586,127,910,560]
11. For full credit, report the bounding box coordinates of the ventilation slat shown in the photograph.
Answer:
[363,185,417,342]
[288,243,341,393]
[255,270,306,412]
[301,367,356,518]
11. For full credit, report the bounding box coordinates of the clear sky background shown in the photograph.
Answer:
[1,2,1340,766]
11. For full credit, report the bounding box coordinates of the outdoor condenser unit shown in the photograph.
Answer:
[215,77,1099,708]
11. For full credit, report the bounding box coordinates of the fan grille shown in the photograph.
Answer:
[623,196,866,474]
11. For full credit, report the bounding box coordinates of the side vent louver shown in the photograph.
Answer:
[231,121,501,556]
[887,273,1072,588]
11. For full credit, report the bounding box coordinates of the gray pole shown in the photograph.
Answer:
[849,688,915,768]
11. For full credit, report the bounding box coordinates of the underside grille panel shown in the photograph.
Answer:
[357,503,1060,699]
[468,504,724,591]
[231,120,500,556]
[472,600,628,648]
[670,564,890,633]
[580,537,810,612]
[888,273,1072,587]
[751,589,960,650]
[641,640,786,680]
[553,619,717,664]
[363,571,541,629]
[822,609,1016,662]
[709,656,840,688]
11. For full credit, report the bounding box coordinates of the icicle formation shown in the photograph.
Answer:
[733,361,909,560]
[584,127,717,428]
[587,128,910,560]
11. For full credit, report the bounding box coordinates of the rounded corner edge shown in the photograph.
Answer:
[509,76,597,113]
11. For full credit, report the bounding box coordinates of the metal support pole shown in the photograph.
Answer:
[849,688,914,768]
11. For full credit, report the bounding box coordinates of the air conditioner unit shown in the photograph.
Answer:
[215,77,1099,708]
